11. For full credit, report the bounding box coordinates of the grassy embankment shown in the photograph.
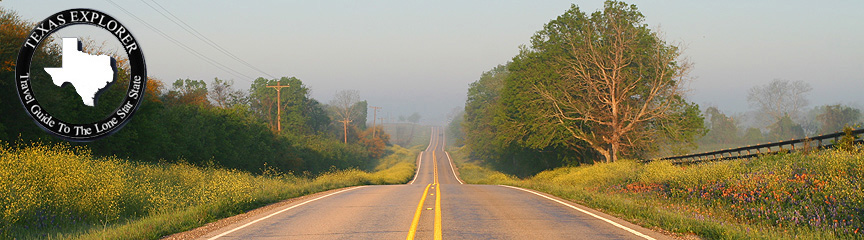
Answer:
[0,142,420,239]
[453,146,864,239]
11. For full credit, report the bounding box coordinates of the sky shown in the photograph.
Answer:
[3,0,863,125]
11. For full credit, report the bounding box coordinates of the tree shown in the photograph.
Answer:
[0,7,63,140]
[530,1,699,162]
[208,78,247,108]
[652,98,705,156]
[701,107,738,145]
[164,79,209,107]
[330,90,361,143]
[767,114,805,141]
[816,104,861,134]
[447,110,465,147]
[358,125,390,158]
[407,112,421,124]
[402,112,421,145]
[247,77,318,134]
[303,98,331,134]
[352,100,368,129]
[742,127,764,145]
[462,65,508,160]
[747,79,812,126]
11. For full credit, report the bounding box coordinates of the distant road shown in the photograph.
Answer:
[195,127,670,240]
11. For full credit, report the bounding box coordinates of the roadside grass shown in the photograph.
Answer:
[0,141,420,239]
[453,145,864,239]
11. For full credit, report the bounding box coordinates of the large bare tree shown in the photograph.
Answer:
[208,78,247,108]
[747,79,812,125]
[532,1,696,162]
[330,90,361,143]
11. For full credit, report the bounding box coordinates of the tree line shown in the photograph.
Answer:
[0,7,389,175]
[699,79,862,151]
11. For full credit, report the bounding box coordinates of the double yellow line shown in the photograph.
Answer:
[406,134,443,240]
[434,151,442,239]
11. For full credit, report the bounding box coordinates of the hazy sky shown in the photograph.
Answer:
[3,0,863,125]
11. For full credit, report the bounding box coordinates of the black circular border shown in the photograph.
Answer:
[15,9,147,142]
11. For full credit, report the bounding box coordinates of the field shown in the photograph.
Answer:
[0,141,419,239]
[454,145,864,239]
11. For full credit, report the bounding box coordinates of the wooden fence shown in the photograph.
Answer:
[653,128,864,165]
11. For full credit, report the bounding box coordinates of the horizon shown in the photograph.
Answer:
[3,0,862,125]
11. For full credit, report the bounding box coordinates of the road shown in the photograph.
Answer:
[195,127,670,240]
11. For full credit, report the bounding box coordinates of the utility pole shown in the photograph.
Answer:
[266,82,290,133]
[370,106,381,139]
[338,119,352,144]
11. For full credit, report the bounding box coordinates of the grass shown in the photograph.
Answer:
[0,141,420,239]
[452,145,864,239]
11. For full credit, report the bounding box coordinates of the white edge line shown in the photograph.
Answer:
[409,151,423,184]
[498,185,656,240]
[424,127,434,151]
[444,151,463,184]
[207,186,365,240]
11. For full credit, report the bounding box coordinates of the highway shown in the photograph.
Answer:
[195,127,670,240]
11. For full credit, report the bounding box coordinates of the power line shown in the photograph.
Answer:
[141,0,276,79]
[104,0,253,81]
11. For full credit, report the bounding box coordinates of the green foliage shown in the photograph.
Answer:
[458,63,581,176]
[248,77,325,135]
[522,1,703,162]
[652,98,707,156]
[446,110,465,147]
[456,146,864,239]
[462,64,507,162]
[303,98,331,134]
[743,127,765,145]
[163,79,209,106]
[0,7,382,176]
[768,114,805,141]
[352,100,368,129]
[837,126,859,152]
[0,7,68,139]
[695,102,861,153]
[208,77,248,108]
[818,104,862,134]
[0,142,418,239]
[458,1,702,174]
[701,107,739,145]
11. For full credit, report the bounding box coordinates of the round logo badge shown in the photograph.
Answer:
[15,9,147,142]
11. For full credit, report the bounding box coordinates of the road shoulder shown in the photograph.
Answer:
[498,185,676,240]
[162,186,362,240]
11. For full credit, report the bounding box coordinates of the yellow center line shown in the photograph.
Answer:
[406,183,431,240]
[433,151,439,184]
[434,182,442,240]
[433,150,442,240]
[406,129,444,240]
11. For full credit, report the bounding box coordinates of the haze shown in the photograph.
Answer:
[4,0,863,124]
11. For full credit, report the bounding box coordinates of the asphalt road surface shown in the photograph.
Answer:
[195,127,671,240]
